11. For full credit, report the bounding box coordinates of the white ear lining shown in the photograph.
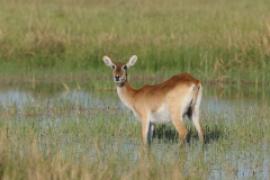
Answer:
[103,56,115,68]
[126,55,137,68]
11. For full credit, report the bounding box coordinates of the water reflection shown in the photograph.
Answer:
[0,90,34,110]
[58,90,103,108]
[0,88,255,118]
[0,86,268,179]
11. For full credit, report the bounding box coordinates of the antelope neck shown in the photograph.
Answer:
[116,81,136,109]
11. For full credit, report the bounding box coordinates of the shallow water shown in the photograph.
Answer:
[0,83,269,179]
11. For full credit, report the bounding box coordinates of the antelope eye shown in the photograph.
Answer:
[122,65,127,70]
[112,65,116,69]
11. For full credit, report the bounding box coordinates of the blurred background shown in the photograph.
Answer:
[0,0,270,84]
[0,0,269,179]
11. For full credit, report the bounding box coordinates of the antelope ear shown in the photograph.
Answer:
[103,56,116,68]
[126,55,137,68]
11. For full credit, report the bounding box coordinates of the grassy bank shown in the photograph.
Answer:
[0,0,270,82]
[0,94,269,179]
[0,0,270,179]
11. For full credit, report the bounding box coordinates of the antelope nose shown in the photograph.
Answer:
[115,75,120,81]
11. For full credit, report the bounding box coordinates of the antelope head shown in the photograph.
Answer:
[102,55,137,86]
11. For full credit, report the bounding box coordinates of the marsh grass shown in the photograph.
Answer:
[0,85,269,179]
[0,0,270,83]
[0,0,270,179]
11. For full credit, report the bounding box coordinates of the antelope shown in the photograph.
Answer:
[102,55,204,145]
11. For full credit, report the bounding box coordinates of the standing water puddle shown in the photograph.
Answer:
[0,85,269,179]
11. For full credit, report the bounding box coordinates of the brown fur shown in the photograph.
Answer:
[103,56,204,144]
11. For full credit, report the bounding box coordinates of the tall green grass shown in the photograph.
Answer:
[0,98,269,179]
[0,1,269,179]
[0,0,270,82]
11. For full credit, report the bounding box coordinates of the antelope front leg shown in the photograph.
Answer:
[140,114,152,145]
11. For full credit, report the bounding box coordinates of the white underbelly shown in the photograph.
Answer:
[149,104,171,123]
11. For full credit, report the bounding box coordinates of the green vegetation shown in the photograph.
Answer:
[0,0,269,179]
[0,90,269,179]
[0,0,270,82]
